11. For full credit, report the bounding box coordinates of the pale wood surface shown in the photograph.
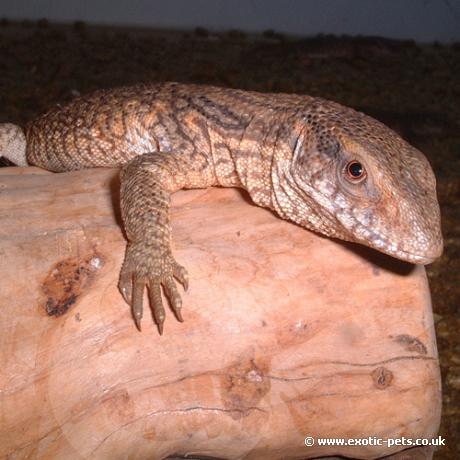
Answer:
[0,167,441,460]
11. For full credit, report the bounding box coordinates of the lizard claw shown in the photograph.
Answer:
[119,272,133,305]
[173,262,189,291]
[119,242,188,334]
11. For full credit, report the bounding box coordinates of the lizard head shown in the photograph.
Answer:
[275,100,443,264]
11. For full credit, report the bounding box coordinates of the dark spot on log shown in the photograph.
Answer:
[372,366,393,389]
[101,388,135,421]
[143,427,156,440]
[41,252,104,316]
[46,293,76,316]
[221,357,270,420]
[391,334,428,355]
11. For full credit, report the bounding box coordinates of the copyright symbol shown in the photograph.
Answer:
[304,436,315,446]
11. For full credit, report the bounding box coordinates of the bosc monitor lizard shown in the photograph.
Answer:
[0,83,443,334]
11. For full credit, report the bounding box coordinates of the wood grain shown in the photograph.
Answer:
[0,167,441,459]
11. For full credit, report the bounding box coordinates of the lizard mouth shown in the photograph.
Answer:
[346,216,442,265]
[365,234,441,265]
[379,247,438,265]
[288,176,442,265]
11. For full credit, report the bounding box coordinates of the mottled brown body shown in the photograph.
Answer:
[1,82,443,332]
[26,83,307,202]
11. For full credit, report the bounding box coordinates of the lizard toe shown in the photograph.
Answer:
[148,280,166,334]
[131,274,145,331]
[173,262,189,291]
[163,276,184,322]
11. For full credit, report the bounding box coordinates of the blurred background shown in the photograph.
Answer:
[1,0,459,42]
[0,0,458,458]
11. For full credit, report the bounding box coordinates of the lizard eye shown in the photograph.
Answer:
[345,160,366,182]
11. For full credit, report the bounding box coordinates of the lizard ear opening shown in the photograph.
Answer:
[290,128,341,183]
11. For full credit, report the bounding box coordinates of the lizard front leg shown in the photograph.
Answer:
[119,152,196,334]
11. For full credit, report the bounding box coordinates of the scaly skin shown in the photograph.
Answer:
[0,82,443,333]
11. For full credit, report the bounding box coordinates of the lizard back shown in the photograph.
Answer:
[25,82,311,172]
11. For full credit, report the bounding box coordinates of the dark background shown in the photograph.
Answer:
[1,0,460,42]
[0,0,459,458]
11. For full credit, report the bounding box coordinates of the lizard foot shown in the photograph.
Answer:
[118,242,188,334]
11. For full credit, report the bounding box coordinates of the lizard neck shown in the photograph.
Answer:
[228,110,298,209]
[268,116,350,239]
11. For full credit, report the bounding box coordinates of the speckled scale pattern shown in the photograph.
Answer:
[0,82,443,332]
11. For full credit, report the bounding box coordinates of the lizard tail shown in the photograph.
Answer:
[0,123,28,166]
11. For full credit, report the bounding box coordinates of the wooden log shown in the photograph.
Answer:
[0,167,441,460]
